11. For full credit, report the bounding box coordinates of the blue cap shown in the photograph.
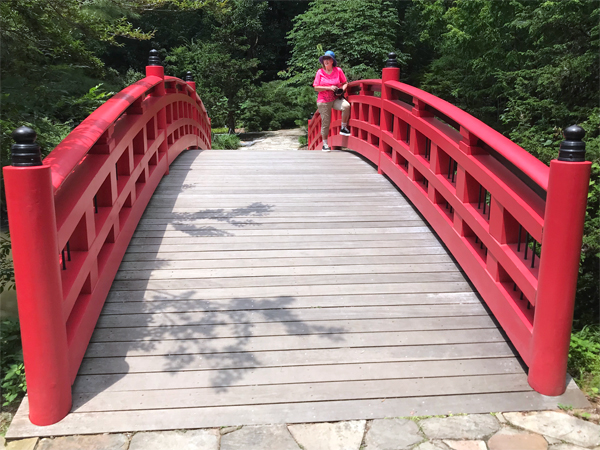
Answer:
[319,50,337,67]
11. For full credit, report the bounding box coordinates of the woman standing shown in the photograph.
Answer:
[313,50,351,151]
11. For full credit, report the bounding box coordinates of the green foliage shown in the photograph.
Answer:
[298,135,308,148]
[568,326,600,398]
[0,234,15,294]
[211,134,241,150]
[403,0,600,326]
[0,318,26,406]
[557,403,574,411]
[0,0,209,73]
[1,82,115,211]
[241,81,311,132]
[285,0,405,87]
[165,0,267,132]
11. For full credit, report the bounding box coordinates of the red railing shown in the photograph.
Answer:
[308,56,591,397]
[3,57,211,425]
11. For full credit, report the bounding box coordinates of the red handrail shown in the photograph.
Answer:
[3,62,211,425]
[308,62,591,397]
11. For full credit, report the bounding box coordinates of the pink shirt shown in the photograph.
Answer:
[313,67,347,103]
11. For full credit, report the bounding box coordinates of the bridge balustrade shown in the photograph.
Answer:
[308,53,591,399]
[3,51,210,425]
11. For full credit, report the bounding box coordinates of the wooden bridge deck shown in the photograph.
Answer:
[8,149,587,437]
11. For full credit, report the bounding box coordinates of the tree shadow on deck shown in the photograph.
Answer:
[75,292,349,410]
[74,149,350,410]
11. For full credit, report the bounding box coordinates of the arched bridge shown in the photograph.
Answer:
[4,52,591,437]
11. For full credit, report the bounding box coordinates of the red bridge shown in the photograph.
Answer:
[4,51,591,437]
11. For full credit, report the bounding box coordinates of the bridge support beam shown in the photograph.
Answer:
[529,126,592,396]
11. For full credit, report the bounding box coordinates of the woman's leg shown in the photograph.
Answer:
[317,101,334,142]
[333,98,351,124]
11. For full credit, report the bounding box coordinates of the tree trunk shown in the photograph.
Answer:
[227,111,236,134]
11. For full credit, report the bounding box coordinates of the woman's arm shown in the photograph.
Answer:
[314,85,337,92]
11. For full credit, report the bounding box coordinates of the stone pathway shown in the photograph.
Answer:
[237,128,306,151]
[3,411,599,450]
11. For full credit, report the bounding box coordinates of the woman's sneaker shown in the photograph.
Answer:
[340,126,351,136]
[322,143,331,152]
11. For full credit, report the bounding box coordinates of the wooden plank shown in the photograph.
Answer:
[143,204,416,213]
[133,220,426,231]
[70,374,532,413]
[73,357,521,393]
[100,292,480,314]
[82,329,508,360]
[109,272,468,291]
[96,303,487,328]
[90,315,498,343]
[151,191,403,198]
[137,215,422,224]
[124,239,443,254]
[117,253,454,270]
[128,233,437,247]
[106,281,476,302]
[154,184,395,191]
[10,387,589,438]
[147,200,413,208]
[121,246,450,262]
[113,263,462,281]
[131,225,430,238]
[138,211,418,220]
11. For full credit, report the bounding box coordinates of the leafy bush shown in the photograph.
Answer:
[568,326,600,398]
[298,135,308,147]
[241,81,312,132]
[0,233,14,294]
[211,134,241,150]
[211,127,228,134]
[0,318,26,406]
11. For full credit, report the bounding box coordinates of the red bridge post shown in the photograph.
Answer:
[147,50,169,174]
[379,53,400,173]
[3,127,72,425]
[529,125,592,395]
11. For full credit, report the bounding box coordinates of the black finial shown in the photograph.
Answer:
[385,52,399,68]
[309,112,314,120]
[148,49,162,66]
[185,71,194,82]
[558,125,586,162]
[11,126,42,167]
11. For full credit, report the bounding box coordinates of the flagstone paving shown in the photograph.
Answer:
[3,411,599,450]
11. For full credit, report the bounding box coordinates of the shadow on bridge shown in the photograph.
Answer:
[74,150,349,411]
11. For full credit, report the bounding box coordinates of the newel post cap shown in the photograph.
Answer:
[558,125,586,162]
[185,71,194,81]
[148,49,162,66]
[11,126,42,167]
[385,52,399,68]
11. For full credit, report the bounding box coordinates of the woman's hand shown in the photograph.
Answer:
[330,86,337,91]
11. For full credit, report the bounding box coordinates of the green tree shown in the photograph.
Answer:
[284,0,404,87]
[165,0,267,132]
[403,0,599,325]
[0,0,210,73]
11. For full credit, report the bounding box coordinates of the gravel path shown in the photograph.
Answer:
[238,128,306,151]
